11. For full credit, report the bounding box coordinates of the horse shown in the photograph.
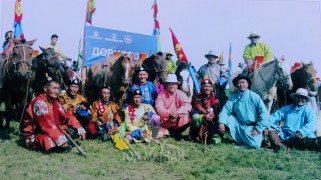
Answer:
[278,61,318,111]
[175,62,194,101]
[88,52,135,107]
[135,53,167,90]
[32,47,78,95]
[0,38,36,139]
[229,57,293,113]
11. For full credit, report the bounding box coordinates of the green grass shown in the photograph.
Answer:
[1,120,321,179]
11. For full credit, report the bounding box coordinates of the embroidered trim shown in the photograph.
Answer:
[98,98,105,114]
[128,103,136,121]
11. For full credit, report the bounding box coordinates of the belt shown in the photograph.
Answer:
[245,122,257,126]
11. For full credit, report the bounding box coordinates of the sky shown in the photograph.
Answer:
[0,0,321,76]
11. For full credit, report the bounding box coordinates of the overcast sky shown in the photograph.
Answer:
[0,0,320,75]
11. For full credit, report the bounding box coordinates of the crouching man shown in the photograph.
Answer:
[265,88,319,152]
[21,79,86,152]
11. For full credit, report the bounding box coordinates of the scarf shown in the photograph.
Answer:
[128,103,136,121]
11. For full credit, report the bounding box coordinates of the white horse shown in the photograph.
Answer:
[176,62,194,101]
[229,57,293,113]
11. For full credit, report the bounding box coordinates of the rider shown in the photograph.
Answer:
[243,32,273,73]
[165,52,177,74]
[45,34,72,74]
[1,30,13,57]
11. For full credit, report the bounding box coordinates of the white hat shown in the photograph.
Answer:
[290,88,311,102]
[204,50,219,58]
[165,74,179,83]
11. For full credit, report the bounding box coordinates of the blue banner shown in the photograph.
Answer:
[84,26,157,66]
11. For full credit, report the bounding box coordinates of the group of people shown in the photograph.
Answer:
[2,31,320,153]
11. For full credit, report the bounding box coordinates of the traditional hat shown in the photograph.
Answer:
[129,89,142,97]
[165,74,179,83]
[67,77,81,86]
[166,52,173,56]
[247,32,260,39]
[216,59,225,65]
[290,88,311,102]
[156,51,163,56]
[135,66,148,74]
[51,34,58,39]
[204,50,219,58]
[232,74,252,87]
[99,85,111,91]
[290,62,302,74]
[201,78,213,86]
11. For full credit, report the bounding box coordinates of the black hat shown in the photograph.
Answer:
[232,74,252,87]
[135,66,148,74]
[129,89,142,97]
[5,31,13,38]
[156,51,163,56]
[67,78,81,86]
[51,34,58,39]
[99,85,111,92]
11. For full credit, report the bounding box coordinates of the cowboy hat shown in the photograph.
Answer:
[165,74,179,83]
[290,88,311,102]
[204,50,219,58]
[232,74,252,87]
[247,32,260,39]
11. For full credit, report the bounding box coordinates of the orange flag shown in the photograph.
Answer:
[169,28,188,63]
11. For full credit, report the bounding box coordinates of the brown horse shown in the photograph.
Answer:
[88,52,135,106]
[277,61,318,108]
[1,38,36,139]
[134,52,167,89]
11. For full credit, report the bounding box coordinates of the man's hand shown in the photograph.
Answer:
[169,110,178,119]
[296,131,303,139]
[79,133,86,140]
[142,114,149,121]
[251,129,259,137]
[78,104,87,110]
[97,120,102,126]
[263,129,269,136]
[218,123,225,134]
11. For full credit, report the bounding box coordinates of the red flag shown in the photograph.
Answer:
[169,28,188,63]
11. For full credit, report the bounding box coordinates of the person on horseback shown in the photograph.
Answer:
[265,88,319,152]
[59,77,90,128]
[125,66,158,107]
[190,79,221,144]
[165,52,177,74]
[124,89,165,143]
[87,86,122,141]
[242,32,273,73]
[1,30,13,57]
[21,79,86,153]
[155,74,192,141]
[45,34,71,74]
[218,74,269,149]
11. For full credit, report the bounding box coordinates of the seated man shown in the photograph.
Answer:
[59,77,90,127]
[87,86,122,140]
[124,89,165,143]
[155,74,192,140]
[218,74,269,149]
[190,79,220,144]
[21,79,86,152]
[126,66,158,107]
[265,88,319,151]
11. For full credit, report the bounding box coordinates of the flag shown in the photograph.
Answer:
[169,28,188,63]
[77,39,82,71]
[13,0,24,39]
[226,43,233,97]
[86,0,96,25]
[151,0,161,52]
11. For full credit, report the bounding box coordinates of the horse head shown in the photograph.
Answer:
[119,53,135,85]
[11,38,37,80]
[37,46,61,80]
[176,62,194,99]
[302,61,318,91]
[151,52,167,83]
[274,57,293,91]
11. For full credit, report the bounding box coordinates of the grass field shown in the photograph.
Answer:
[1,120,321,180]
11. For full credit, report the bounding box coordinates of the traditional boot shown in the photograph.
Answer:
[268,129,286,151]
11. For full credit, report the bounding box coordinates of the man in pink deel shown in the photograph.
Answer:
[155,74,192,141]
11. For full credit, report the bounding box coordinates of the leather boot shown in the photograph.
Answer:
[268,129,283,151]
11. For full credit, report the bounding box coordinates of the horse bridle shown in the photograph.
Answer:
[12,44,33,71]
[258,62,290,89]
